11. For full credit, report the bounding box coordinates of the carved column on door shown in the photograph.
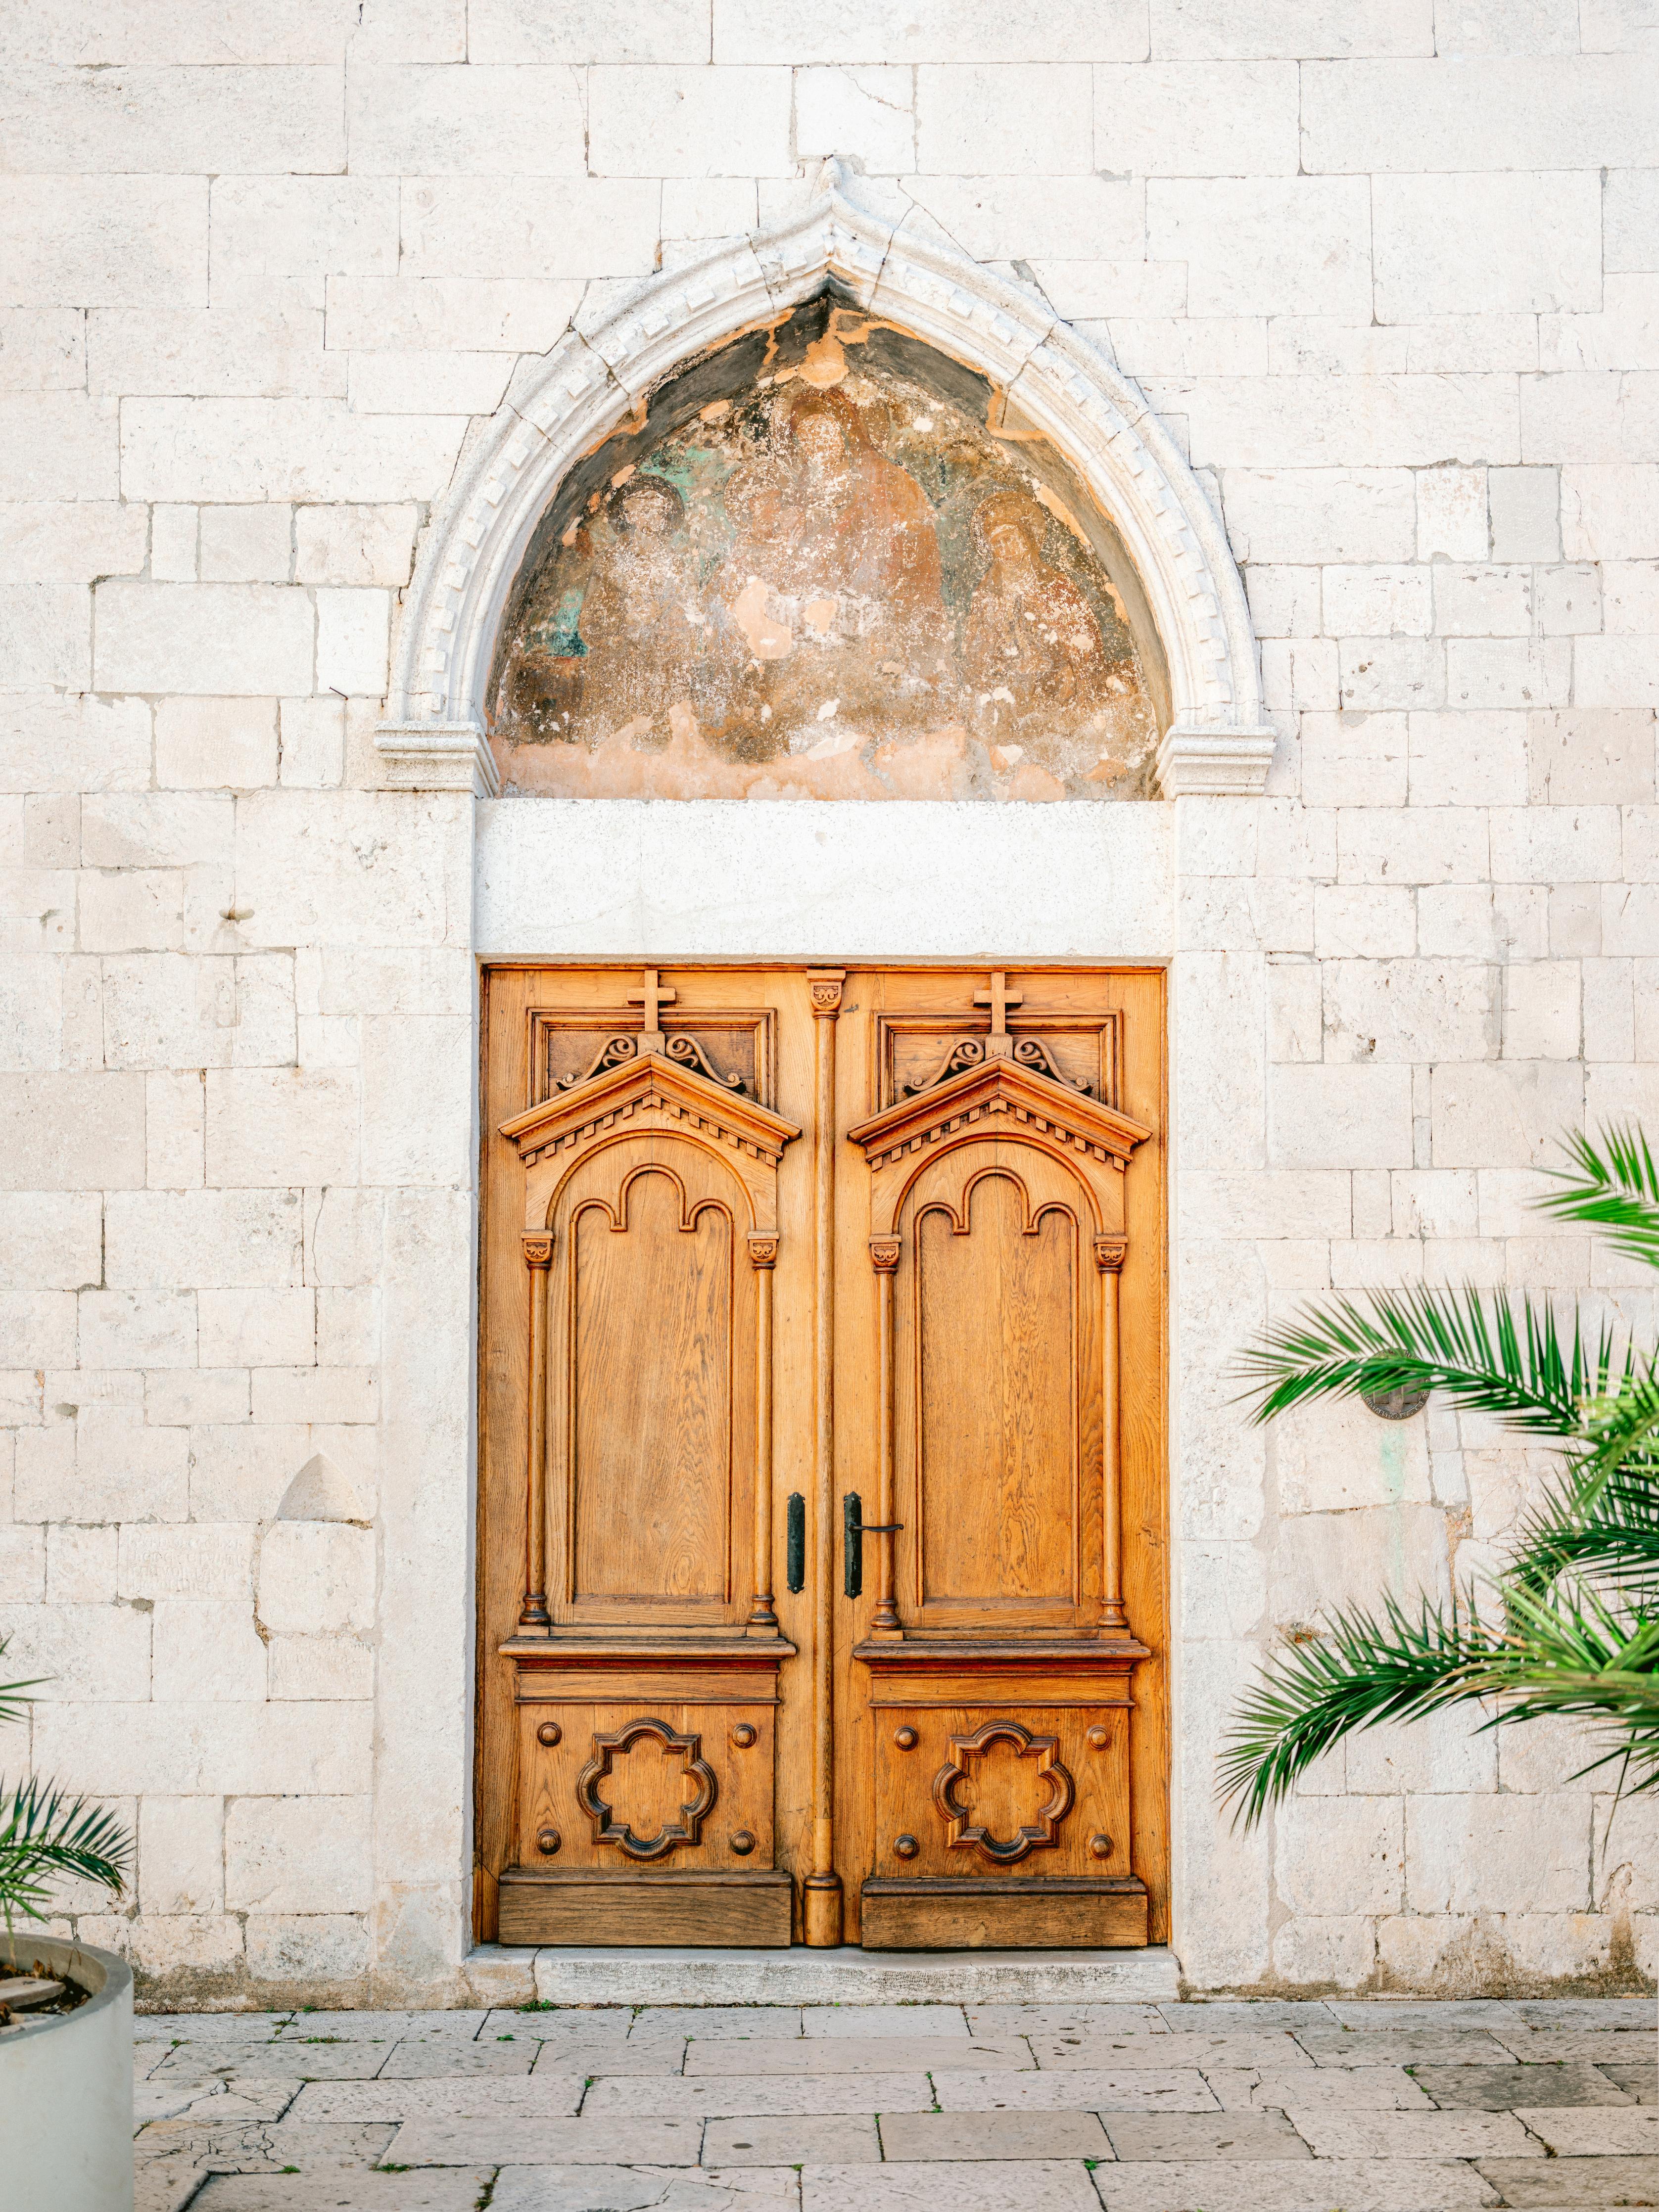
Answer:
[867,1236,903,1639]
[1094,1233,1130,1635]
[804,968,846,1946]
[519,1232,554,1631]
[746,1231,780,1634]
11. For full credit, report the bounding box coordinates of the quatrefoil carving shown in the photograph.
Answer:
[932,1720,1075,1864]
[576,1715,718,1861]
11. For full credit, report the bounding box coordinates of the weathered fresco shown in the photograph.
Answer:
[489,310,1161,800]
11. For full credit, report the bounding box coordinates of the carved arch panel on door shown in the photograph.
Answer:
[500,1053,802,1635]
[848,1057,1151,1643]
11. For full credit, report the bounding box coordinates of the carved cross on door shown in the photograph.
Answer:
[973,970,1023,1060]
[628,968,676,1054]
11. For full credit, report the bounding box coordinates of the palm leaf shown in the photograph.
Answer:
[1218,1590,1513,1827]
[1235,1284,1604,1435]
[1509,1462,1659,1598]
[0,1775,132,1930]
[1537,1124,1659,1270]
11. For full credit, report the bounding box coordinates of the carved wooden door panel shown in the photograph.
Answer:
[477,965,1166,1950]
[837,969,1167,1948]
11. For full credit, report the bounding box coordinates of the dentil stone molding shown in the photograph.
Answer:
[378,161,1276,800]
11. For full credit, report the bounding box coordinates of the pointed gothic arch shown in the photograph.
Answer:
[377,167,1275,800]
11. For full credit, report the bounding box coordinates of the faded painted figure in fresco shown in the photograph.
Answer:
[490,324,1159,800]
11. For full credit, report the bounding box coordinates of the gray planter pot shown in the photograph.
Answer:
[0,1934,133,2212]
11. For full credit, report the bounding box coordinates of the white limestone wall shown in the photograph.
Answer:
[1,0,1657,2003]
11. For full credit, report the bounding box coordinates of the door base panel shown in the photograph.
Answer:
[499,1868,793,1947]
[860,1876,1149,1950]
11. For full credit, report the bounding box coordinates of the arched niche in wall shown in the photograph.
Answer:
[378,165,1275,801]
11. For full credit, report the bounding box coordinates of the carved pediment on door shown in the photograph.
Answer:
[847,1056,1151,1233]
[500,1050,802,1185]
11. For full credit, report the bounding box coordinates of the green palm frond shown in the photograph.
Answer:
[1222,1578,1659,1827]
[1218,1590,1511,1827]
[0,1774,132,1929]
[1235,1284,1610,1435]
[0,1675,45,1733]
[1538,1124,1659,1270]
[1510,1462,1659,1597]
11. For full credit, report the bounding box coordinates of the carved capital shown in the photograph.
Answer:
[868,1237,901,1274]
[1093,1235,1128,1273]
[806,968,846,1017]
[521,1233,554,1270]
[747,1233,779,1270]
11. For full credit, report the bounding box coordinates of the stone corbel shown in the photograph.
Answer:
[375,719,501,798]
[1155,722,1279,797]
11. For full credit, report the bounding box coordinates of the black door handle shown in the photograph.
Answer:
[843,1491,903,1600]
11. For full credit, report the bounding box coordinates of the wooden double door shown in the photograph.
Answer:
[476,964,1167,1949]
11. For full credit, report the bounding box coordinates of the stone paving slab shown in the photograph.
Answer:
[1603,2059,1659,2102]
[378,2038,538,2075]
[492,2171,801,2210]
[1493,2028,1659,2064]
[1101,2111,1310,2160]
[683,2033,1033,2074]
[383,2114,706,2165]
[151,2040,393,2079]
[1092,2161,1500,2209]
[1033,2029,1315,2070]
[803,2004,970,2037]
[1510,2000,1659,2031]
[129,1997,1659,2211]
[493,2167,805,2203]
[527,2037,693,2075]
[1204,2065,1433,2110]
[879,2107,1114,2159]
[193,2176,494,2210]
[278,2011,490,2041]
[801,2158,1101,2208]
[1295,2028,1518,2066]
[1515,2104,1659,2153]
[1287,2107,1543,2158]
[704,2115,883,2165]
[289,2074,586,2120]
[931,2065,1219,2110]
[1414,2061,1634,2108]
[1476,2154,1659,2205]
[967,2002,1167,2036]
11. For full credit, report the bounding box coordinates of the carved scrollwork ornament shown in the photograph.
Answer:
[868,1237,901,1274]
[1093,1236,1128,1274]
[521,1234,554,1270]
[747,1233,779,1270]
[557,1034,637,1090]
[807,969,845,1017]
[576,1715,718,1861]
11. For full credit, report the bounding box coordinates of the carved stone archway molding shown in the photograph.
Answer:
[377,161,1276,801]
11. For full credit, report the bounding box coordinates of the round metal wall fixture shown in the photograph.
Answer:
[1362,1383,1430,1421]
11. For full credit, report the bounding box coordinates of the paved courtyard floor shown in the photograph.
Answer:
[133,1995,1659,2211]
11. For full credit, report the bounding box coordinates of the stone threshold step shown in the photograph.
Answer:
[476,1942,1181,2006]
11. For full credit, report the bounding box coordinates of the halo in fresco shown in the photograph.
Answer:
[489,316,1160,800]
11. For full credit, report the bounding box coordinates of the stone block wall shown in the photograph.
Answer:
[1,0,1656,2001]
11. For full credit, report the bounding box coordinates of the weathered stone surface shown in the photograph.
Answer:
[1090,2160,1499,2209]
[685,2037,1032,2075]
[1475,2156,1659,2206]
[802,2162,1100,2210]
[1414,2063,1635,2109]
[879,2109,1113,2159]
[380,2115,703,2164]
[933,2066,1219,2110]
[704,2115,882,2164]
[1101,2112,1311,2159]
